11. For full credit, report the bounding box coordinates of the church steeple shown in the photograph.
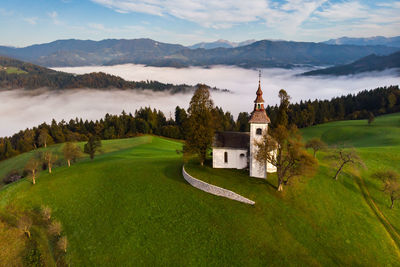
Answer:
[249,70,270,124]
[254,70,265,111]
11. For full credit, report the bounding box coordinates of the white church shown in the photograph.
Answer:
[212,79,277,178]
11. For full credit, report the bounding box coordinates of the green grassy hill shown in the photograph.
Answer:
[1,114,400,265]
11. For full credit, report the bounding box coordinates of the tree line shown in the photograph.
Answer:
[266,85,400,128]
[1,85,400,162]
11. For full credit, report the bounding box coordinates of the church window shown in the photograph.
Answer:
[256,128,262,135]
[224,152,228,163]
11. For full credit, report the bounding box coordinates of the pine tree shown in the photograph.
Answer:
[84,136,102,160]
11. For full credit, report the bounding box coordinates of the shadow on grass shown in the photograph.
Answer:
[163,161,187,185]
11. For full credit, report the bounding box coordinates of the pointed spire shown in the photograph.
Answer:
[249,70,271,124]
[254,70,264,106]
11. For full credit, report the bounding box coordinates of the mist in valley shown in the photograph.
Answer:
[1,65,399,137]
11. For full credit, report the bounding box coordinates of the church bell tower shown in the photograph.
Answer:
[249,71,271,178]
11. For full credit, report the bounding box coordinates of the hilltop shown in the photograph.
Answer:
[323,36,400,48]
[0,56,226,93]
[1,113,400,265]
[302,51,400,76]
[188,39,256,49]
[0,38,398,68]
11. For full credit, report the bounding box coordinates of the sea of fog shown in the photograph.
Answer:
[1,64,399,137]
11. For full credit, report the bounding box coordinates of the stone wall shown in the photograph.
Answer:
[182,166,255,205]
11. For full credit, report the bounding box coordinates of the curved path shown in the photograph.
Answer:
[355,174,400,257]
[182,166,255,205]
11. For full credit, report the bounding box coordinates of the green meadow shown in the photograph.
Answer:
[0,66,27,74]
[1,114,400,265]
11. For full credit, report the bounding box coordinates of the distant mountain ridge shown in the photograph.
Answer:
[188,39,256,49]
[302,51,400,76]
[0,38,399,68]
[323,36,400,48]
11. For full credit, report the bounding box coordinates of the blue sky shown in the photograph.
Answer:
[1,0,400,47]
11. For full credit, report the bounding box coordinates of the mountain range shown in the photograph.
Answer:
[0,38,398,69]
[188,39,256,49]
[302,51,400,76]
[323,36,400,48]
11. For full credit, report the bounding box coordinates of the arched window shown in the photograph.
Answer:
[256,128,262,135]
[224,152,228,163]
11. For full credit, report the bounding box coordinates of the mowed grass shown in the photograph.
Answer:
[186,112,400,265]
[0,66,27,74]
[302,113,400,235]
[1,113,400,265]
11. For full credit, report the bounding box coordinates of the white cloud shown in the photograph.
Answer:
[0,8,14,16]
[90,0,321,30]
[90,0,400,40]
[2,64,399,137]
[23,17,38,25]
[48,11,61,25]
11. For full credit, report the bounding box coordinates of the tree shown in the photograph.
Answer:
[38,129,50,148]
[305,138,327,157]
[63,142,81,167]
[368,112,375,125]
[372,170,400,209]
[276,89,290,128]
[25,156,41,184]
[236,112,250,132]
[327,147,365,180]
[84,136,102,160]
[41,151,58,174]
[184,85,215,166]
[255,125,318,191]
[17,215,32,238]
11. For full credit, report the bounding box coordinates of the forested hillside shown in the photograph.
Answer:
[302,51,400,76]
[0,56,226,93]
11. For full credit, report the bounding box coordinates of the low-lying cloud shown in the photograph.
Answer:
[1,64,399,137]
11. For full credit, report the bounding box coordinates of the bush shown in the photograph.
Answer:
[3,170,22,184]
[24,240,44,267]
[41,205,52,221]
[48,220,62,236]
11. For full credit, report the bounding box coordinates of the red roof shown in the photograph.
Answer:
[249,110,271,124]
[254,82,264,103]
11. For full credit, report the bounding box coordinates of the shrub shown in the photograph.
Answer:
[41,205,52,221]
[57,236,68,253]
[24,240,44,267]
[3,170,22,184]
[48,220,62,236]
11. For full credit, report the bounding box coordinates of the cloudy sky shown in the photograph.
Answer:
[1,0,400,47]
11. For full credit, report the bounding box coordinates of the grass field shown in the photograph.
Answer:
[0,65,27,74]
[1,114,400,265]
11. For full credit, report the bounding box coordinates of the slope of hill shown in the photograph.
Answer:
[302,51,400,76]
[0,39,186,67]
[188,39,256,49]
[0,38,398,68]
[323,36,400,48]
[0,56,218,93]
[1,114,400,265]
